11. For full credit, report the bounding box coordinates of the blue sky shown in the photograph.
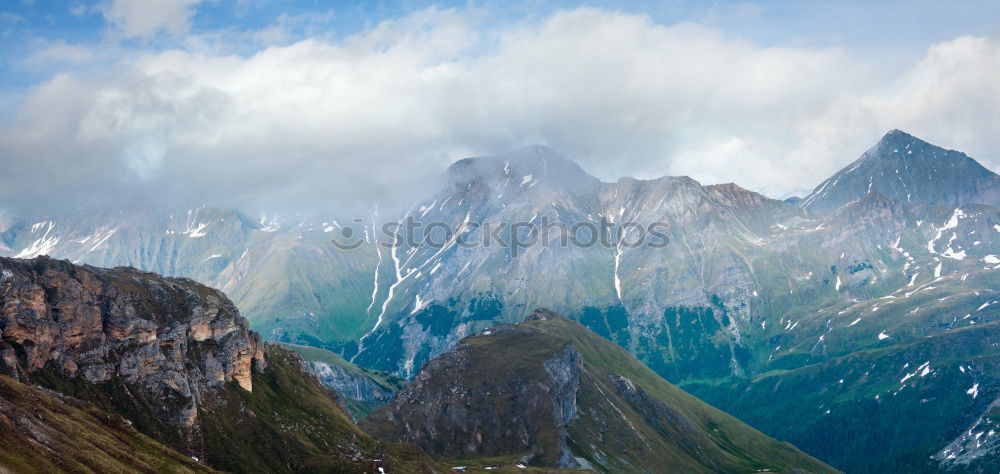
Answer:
[1,1,999,209]
[5,1,997,53]
[4,0,997,95]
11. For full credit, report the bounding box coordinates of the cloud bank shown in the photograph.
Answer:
[2,6,999,213]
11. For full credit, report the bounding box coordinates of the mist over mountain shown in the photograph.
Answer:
[3,129,1000,472]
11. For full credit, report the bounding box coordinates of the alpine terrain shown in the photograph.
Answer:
[2,129,998,472]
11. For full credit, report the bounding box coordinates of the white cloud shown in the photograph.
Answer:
[23,40,97,67]
[100,0,203,39]
[2,7,999,213]
[783,35,1000,191]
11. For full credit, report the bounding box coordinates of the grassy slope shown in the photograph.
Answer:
[688,322,1000,473]
[525,316,837,473]
[0,374,213,474]
[230,233,378,343]
[217,346,570,473]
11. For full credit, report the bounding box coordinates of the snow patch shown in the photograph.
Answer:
[88,227,118,252]
[185,222,207,238]
[411,295,429,315]
[258,213,280,232]
[14,222,59,258]
[927,209,966,254]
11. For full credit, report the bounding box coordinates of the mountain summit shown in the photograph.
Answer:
[801,129,1000,212]
[445,144,600,194]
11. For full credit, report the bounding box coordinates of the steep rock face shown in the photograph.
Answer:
[352,145,812,379]
[934,394,1000,472]
[364,309,837,473]
[351,140,1000,389]
[0,255,265,449]
[802,129,1000,212]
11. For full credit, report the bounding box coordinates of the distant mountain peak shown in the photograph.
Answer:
[869,129,933,156]
[882,128,915,140]
[801,130,999,212]
[445,145,600,190]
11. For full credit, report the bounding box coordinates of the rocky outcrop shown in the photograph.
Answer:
[544,343,584,468]
[0,256,265,449]
[0,258,443,474]
[933,394,1000,470]
[362,313,585,467]
[307,361,396,408]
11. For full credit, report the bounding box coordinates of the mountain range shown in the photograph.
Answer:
[0,256,831,472]
[2,129,999,471]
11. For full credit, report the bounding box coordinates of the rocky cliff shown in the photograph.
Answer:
[0,255,264,448]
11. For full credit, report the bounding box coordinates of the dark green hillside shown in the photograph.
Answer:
[690,322,1000,473]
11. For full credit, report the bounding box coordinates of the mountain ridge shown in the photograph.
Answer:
[2,131,999,471]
